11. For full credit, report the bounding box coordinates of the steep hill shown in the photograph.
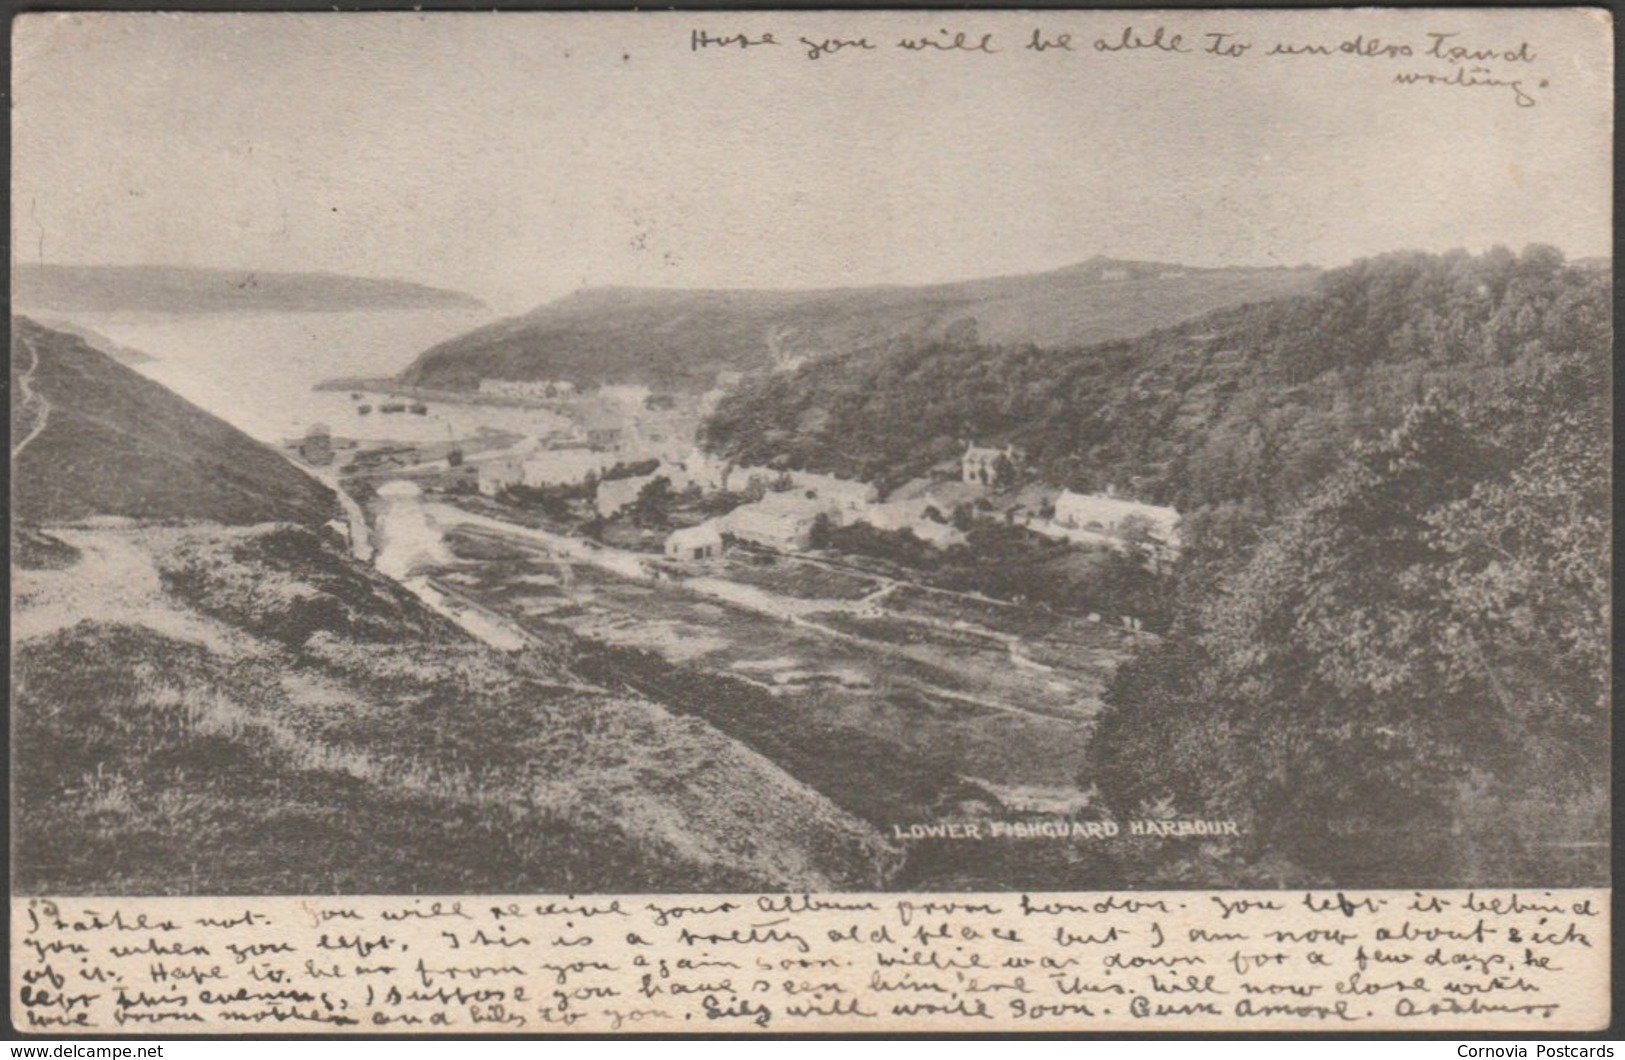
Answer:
[398,258,1318,393]
[13,263,483,314]
[700,247,1609,512]
[694,245,1610,888]
[10,316,340,526]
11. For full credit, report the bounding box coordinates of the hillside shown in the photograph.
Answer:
[28,316,154,364]
[13,263,483,314]
[1086,253,1610,886]
[397,257,1317,393]
[701,247,1610,511]
[12,523,893,894]
[10,316,340,527]
[9,316,894,893]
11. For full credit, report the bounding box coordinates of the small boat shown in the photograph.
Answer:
[357,404,372,415]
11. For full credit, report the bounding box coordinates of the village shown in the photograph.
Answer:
[273,368,1183,815]
[292,368,1183,624]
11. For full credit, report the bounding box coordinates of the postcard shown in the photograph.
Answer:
[9,8,1611,1034]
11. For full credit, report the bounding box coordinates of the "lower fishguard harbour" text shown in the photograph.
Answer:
[890,820,1241,840]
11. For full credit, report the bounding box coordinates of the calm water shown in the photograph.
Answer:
[72,309,566,446]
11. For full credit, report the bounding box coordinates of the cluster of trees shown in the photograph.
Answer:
[601,458,661,482]
[703,247,1607,519]
[497,481,590,521]
[1086,251,1609,886]
[704,246,1610,885]
[814,518,1173,629]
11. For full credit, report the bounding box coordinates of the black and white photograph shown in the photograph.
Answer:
[10,8,1610,910]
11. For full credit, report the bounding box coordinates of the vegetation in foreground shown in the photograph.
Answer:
[13,529,894,895]
[11,316,895,894]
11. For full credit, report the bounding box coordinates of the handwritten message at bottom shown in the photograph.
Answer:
[13,890,1607,1033]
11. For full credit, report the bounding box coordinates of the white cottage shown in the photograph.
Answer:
[862,498,967,549]
[962,442,1021,487]
[665,522,725,561]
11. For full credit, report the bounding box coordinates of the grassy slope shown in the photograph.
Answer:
[26,317,155,365]
[12,524,894,894]
[11,316,340,527]
[398,259,1317,392]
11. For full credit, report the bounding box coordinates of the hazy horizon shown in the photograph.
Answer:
[12,243,1609,313]
[14,10,1612,314]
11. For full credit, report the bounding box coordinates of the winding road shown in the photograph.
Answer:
[12,329,50,460]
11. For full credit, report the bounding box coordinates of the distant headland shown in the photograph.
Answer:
[13,263,485,315]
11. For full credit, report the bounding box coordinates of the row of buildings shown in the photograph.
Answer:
[1034,489,1181,553]
[663,478,1180,563]
[665,488,833,560]
[476,378,661,413]
[663,443,1181,563]
[476,438,617,493]
[471,425,1181,565]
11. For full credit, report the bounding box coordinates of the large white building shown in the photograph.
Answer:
[721,465,878,515]
[663,489,828,558]
[1047,489,1181,551]
[723,501,822,552]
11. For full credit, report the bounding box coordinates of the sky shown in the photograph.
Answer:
[12,10,1613,314]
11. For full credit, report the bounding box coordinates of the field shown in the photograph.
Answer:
[434,525,1120,811]
[718,554,882,601]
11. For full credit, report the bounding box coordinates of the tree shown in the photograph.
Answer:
[1427,350,1609,786]
[807,512,834,550]
[991,451,1017,488]
[1092,395,1500,879]
[1091,357,1611,883]
[630,476,676,529]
